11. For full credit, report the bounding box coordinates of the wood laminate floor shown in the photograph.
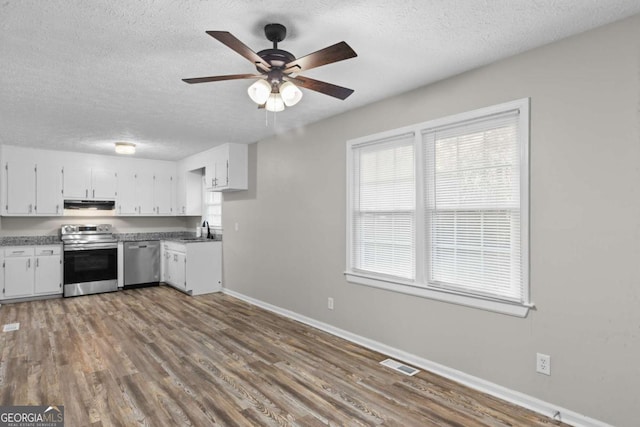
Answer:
[0,286,566,426]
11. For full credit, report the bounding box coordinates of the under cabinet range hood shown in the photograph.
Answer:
[63,200,115,215]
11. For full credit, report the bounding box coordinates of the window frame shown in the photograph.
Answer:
[345,98,531,317]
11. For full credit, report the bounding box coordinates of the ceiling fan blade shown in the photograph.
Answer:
[206,31,271,72]
[284,41,357,73]
[182,74,263,84]
[285,75,354,100]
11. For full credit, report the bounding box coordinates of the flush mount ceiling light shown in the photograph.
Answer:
[183,23,357,113]
[115,142,136,155]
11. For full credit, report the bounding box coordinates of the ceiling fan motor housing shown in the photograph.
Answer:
[257,49,295,71]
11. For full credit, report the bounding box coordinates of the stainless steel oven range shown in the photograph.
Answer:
[61,224,118,297]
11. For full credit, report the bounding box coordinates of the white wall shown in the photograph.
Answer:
[222,13,640,427]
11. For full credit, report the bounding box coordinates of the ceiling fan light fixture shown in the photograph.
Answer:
[247,79,271,105]
[280,81,303,107]
[115,142,136,155]
[265,93,285,112]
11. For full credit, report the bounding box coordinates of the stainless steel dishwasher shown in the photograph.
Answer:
[123,241,160,288]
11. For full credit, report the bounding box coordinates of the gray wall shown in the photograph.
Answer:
[222,14,640,426]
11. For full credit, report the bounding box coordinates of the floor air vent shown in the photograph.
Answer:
[380,358,420,376]
[3,323,20,332]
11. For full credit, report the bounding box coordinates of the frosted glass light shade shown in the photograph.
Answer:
[265,93,285,112]
[280,81,303,106]
[115,142,135,155]
[247,79,271,104]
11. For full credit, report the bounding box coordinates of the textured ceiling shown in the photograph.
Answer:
[1,1,639,160]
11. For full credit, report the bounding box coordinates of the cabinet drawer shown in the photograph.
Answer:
[4,247,35,257]
[163,241,186,253]
[35,246,61,256]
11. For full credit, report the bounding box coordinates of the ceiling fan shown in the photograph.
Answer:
[182,23,357,111]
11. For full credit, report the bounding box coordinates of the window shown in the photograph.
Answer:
[350,134,415,280]
[203,183,222,229]
[346,99,530,317]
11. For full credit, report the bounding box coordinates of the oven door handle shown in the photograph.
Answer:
[64,243,118,251]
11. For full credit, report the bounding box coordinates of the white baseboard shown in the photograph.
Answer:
[222,288,612,427]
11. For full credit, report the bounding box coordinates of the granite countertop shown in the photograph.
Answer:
[163,237,222,243]
[117,231,222,243]
[0,236,62,246]
[0,232,222,247]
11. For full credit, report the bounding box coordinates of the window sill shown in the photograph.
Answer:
[344,272,532,318]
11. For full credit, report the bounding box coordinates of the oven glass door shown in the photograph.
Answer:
[64,247,117,284]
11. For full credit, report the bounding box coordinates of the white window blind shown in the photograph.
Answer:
[423,110,523,302]
[203,189,222,228]
[351,134,415,280]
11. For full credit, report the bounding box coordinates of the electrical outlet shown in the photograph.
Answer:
[327,297,334,310]
[536,353,551,375]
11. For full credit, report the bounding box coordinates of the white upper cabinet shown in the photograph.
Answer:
[115,166,175,216]
[36,163,63,215]
[0,145,213,217]
[62,166,90,199]
[116,169,138,215]
[5,161,36,215]
[136,171,155,215]
[4,160,62,216]
[176,169,203,216]
[63,166,116,200]
[153,171,174,215]
[92,168,118,199]
[205,143,248,192]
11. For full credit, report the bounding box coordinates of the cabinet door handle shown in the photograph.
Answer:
[36,258,39,268]
[93,189,95,198]
[27,259,30,268]
[56,205,59,214]
[85,189,88,198]
[226,160,229,185]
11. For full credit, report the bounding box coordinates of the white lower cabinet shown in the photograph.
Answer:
[34,247,63,295]
[162,241,221,295]
[4,248,35,298]
[163,246,186,291]
[1,245,62,300]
